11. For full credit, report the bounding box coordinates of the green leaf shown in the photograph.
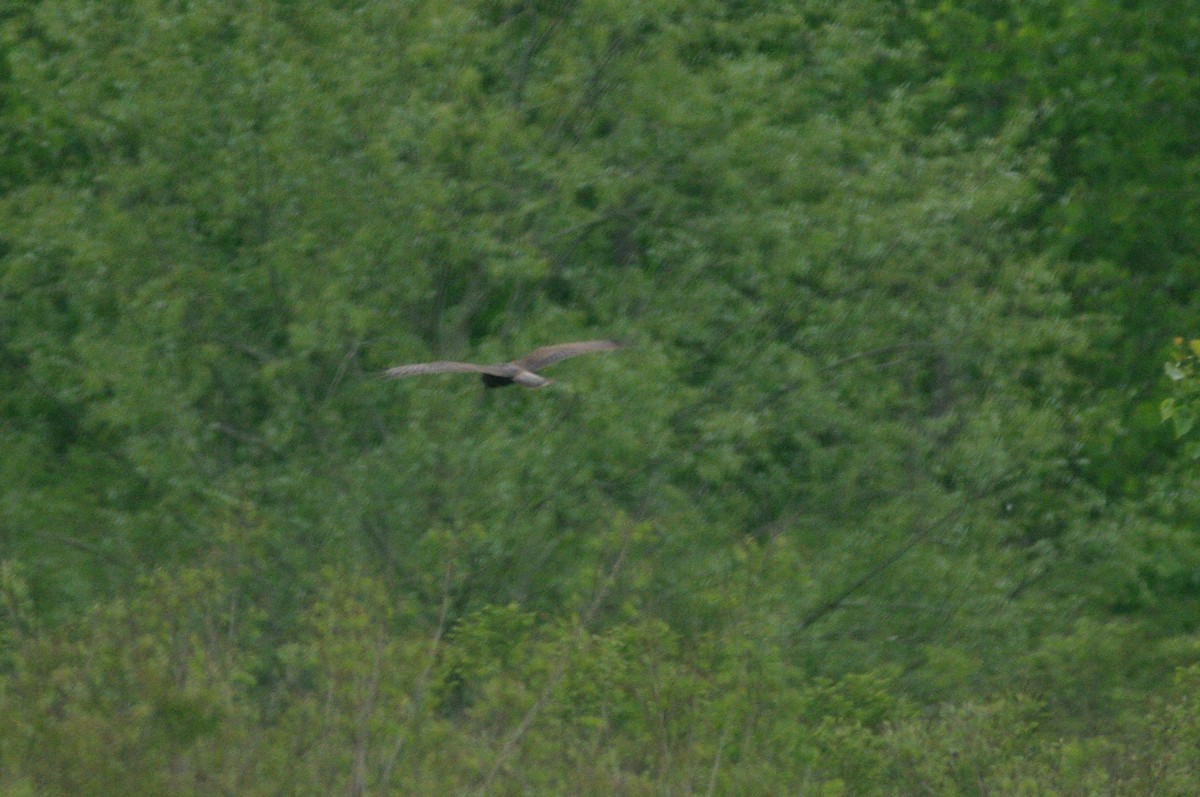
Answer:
[1173,410,1196,439]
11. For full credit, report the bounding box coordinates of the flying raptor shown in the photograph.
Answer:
[382,340,622,389]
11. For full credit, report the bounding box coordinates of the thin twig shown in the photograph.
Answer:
[472,521,633,795]
[705,721,732,797]
[378,561,455,784]
[798,468,1023,631]
[42,532,131,567]
[319,337,362,410]
[817,340,938,373]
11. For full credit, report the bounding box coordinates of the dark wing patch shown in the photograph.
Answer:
[515,340,622,372]
[382,361,516,379]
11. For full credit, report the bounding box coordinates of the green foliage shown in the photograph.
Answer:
[2,0,1198,792]
[1162,337,1200,448]
[1,560,258,796]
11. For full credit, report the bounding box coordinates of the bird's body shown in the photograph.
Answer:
[383,340,621,389]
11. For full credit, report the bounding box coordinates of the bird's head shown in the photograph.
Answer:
[514,371,551,388]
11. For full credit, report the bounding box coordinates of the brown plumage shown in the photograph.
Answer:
[383,340,622,389]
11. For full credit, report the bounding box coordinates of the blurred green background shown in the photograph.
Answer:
[3,0,1200,793]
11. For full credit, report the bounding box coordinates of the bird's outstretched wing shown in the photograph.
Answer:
[382,361,516,379]
[516,340,622,372]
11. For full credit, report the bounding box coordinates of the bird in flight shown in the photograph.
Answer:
[383,340,622,389]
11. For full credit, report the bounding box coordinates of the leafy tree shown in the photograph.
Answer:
[2,0,1199,793]
[1162,337,1200,444]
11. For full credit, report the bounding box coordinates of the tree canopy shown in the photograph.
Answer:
[2,0,1199,793]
